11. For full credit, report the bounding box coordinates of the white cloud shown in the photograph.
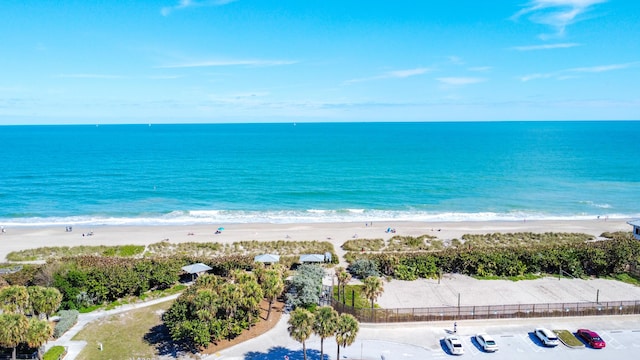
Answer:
[387,68,432,78]
[518,61,639,81]
[512,0,607,37]
[437,77,486,86]
[344,67,432,84]
[569,63,638,73]
[468,66,492,72]
[161,0,237,16]
[513,42,580,51]
[157,59,297,68]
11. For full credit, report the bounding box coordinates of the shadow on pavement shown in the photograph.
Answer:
[245,346,324,360]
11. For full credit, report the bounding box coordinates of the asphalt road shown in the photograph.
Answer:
[216,315,640,360]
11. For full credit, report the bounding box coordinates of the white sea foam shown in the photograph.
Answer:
[580,201,612,209]
[1,209,637,227]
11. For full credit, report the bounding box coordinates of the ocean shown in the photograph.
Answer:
[1,121,639,226]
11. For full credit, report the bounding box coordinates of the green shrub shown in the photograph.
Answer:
[348,258,380,279]
[393,264,418,281]
[53,309,79,338]
[43,346,66,360]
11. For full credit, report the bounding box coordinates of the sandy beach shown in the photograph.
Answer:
[0,218,633,263]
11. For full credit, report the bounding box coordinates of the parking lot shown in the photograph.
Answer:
[305,315,640,360]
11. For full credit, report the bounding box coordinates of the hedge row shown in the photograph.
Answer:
[53,310,79,338]
[347,233,640,280]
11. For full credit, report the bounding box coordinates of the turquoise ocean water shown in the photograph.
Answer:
[0,121,639,226]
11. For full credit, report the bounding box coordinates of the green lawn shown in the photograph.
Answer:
[553,329,585,348]
[73,301,173,360]
[333,284,378,309]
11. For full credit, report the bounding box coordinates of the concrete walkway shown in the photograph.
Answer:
[44,293,181,360]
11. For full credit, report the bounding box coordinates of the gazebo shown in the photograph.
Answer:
[299,254,326,263]
[254,254,281,264]
[629,220,640,240]
[181,262,213,281]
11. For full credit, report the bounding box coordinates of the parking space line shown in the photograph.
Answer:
[519,333,545,353]
[602,331,627,350]
[463,336,480,356]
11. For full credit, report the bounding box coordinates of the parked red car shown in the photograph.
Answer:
[577,329,606,349]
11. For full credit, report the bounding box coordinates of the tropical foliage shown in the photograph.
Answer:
[362,276,384,310]
[162,273,264,349]
[313,306,338,360]
[0,285,57,360]
[52,257,182,309]
[261,269,285,320]
[286,264,324,309]
[346,234,640,280]
[287,308,315,360]
[335,313,359,360]
[347,258,380,279]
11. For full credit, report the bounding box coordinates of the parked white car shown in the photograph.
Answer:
[444,335,465,355]
[476,333,499,352]
[534,327,560,347]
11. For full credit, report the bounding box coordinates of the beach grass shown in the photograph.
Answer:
[73,301,172,360]
[342,235,442,252]
[461,232,594,248]
[6,245,145,261]
[341,238,385,251]
[146,239,335,258]
[386,234,440,251]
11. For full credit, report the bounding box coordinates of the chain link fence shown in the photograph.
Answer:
[332,299,640,323]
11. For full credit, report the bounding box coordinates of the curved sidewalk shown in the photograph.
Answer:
[45,293,181,360]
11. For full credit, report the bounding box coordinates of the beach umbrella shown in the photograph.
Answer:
[218,227,224,231]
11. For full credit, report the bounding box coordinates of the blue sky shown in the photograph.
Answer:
[1,0,638,124]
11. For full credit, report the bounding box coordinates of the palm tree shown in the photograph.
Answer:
[0,313,29,360]
[335,313,359,360]
[0,285,29,314]
[334,267,344,302]
[25,317,53,360]
[362,276,384,315]
[287,308,314,360]
[313,306,338,360]
[28,287,62,320]
[337,270,352,304]
[262,270,284,320]
[240,280,263,326]
[219,283,243,339]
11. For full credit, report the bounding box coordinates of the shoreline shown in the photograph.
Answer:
[0,218,632,263]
